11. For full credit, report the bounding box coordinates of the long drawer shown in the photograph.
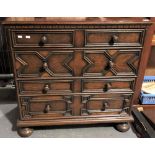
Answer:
[19,93,132,120]
[17,78,135,95]
[13,49,141,78]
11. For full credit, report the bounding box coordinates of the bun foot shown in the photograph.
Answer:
[115,122,130,132]
[18,128,33,137]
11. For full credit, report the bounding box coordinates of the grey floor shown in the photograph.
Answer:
[0,88,137,138]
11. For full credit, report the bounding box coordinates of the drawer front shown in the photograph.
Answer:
[18,80,74,94]
[11,29,145,48]
[19,94,132,120]
[82,78,135,93]
[81,94,132,116]
[11,30,75,48]
[14,51,74,78]
[85,29,145,47]
[83,49,141,77]
[19,95,73,120]
[14,49,141,78]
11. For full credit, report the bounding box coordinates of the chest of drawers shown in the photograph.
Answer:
[3,17,153,137]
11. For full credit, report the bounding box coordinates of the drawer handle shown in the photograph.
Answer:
[109,35,119,45]
[105,60,114,70]
[124,98,130,105]
[43,61,48,69]
[43,84,50,94]
[121,98,130,114]
[109,60,114,68]
[40,35,48,45]
[104,83,112,91]
[44,104,51,113]
[39,61,48,72]
[102,102,109,111]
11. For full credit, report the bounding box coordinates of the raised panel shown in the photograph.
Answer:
[18,80,74,94]
[14,51,74,78]
[85,29,145,47]
[14,49,141,78]
[20,95,73,120]
[82,78,135,93]
[83,49,141,77]
[81,94,132,116]
[11,30,75,48]
[83,50,109,76]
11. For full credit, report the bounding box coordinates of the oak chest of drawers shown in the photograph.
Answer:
[3,17,153,137]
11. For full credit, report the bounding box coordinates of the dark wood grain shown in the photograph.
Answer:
[4,17,153,137]
[143,109,155,125]
[0,17,151,24]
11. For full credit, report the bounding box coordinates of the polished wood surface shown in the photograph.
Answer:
[143,18,155,106]
[0,17,151,24]
[145,47,155,75]
[4,17,153,136]
[143,108,155,125]
[151,34,155,45]
[133,18,155,134]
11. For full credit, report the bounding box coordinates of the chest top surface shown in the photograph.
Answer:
[0,17,152,25]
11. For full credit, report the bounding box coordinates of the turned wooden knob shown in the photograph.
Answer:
[40,35,48,44]
[43,61,48,69]
[102,102,109,111]
[112,35,119,42]
[124,98,130,105]
[109,34,119,45]
[109,60,114,68]
[44,104,51,113]
[105,60,114,71]
[39,60,48,72]
[104,83,112,91]
[43,84,50,94]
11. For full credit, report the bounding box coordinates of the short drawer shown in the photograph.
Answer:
[85,29,145,47]
[81,93,132,116]
[82,78,135,93]
[83,49,141,77]
[19,95,73,120]
[14,51,74,78]
[11,29,75,48]
[18,80,74,94]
